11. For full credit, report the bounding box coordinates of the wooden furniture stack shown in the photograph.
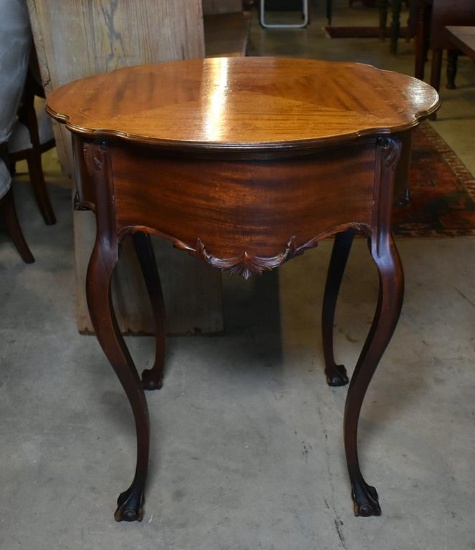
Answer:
[26,0,250,335]
[414,0,475,91]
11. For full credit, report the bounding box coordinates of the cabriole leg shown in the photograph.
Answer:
[344,233,404,516]
[321,229,355,386]
[132,232,167,391]
[86,141,150,521]
[86,239,150,522]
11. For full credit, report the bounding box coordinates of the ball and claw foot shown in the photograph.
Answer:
[114,487,145,522]
[141,368,164,391]
[325,364,349,387]
[352,484,381,517]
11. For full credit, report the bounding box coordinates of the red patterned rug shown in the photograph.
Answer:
[392,122,475,237]
[323,26,408,39]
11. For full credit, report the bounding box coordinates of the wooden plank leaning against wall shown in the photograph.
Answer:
[26,0,225,335]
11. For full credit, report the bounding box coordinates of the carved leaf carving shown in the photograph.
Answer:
[173,223,367,279]
[378,137,402,170]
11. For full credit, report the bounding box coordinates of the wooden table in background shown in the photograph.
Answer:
[414,1,475,91]
[445,26,475,61]
[46,57,439,522]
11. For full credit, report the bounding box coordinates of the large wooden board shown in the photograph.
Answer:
[27,0,224,334]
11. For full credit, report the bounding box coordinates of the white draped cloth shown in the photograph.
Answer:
[0,0,31,199]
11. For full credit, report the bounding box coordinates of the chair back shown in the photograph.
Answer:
[0,0,31,145]
[0,0,31,198]
[0,156,11,200]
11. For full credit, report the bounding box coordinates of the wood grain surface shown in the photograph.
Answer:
[47,57,440,151]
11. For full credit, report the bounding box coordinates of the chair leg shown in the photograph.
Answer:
[446,50,458,90]
[25,151,56,225]
[430,48,442,92]
[389,0,402,54]
[414,0,430,81]
[429,49,443,120]
[0,188,34,263]
[327,0,333,25]
[378,0,388,41]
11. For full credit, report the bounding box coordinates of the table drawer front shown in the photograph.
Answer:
[112,145,376,261]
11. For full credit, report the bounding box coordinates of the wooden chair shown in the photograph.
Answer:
[0,0,35,262]
[8,62,56,226]
[0,154,34,263]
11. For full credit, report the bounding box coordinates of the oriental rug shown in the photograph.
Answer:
[323,26,408,39]
[392,122,475,237]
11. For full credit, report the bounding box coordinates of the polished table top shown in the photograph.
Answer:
[46,57,439,522]
[46,57,439,150]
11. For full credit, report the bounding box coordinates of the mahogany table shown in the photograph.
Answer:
[46,57,439,522]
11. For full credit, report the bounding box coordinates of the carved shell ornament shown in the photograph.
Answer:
[188,237,299,280]
[173,223,367,279]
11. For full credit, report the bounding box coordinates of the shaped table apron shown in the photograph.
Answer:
[74,135,391,276]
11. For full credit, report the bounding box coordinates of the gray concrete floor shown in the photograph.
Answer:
[1,2,475,549]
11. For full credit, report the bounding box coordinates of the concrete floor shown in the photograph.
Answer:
[1,2,475,549]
